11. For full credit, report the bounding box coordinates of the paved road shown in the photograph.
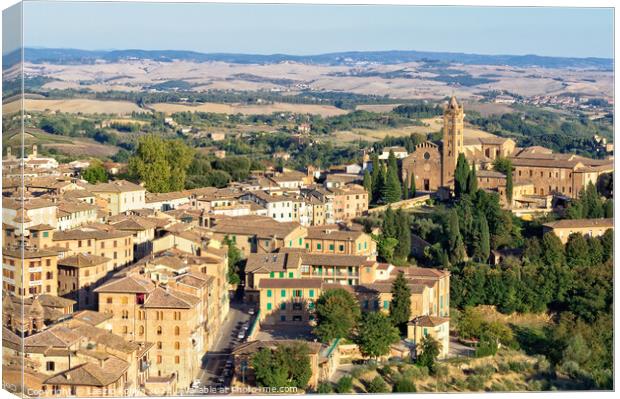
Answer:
[195,293,252,390]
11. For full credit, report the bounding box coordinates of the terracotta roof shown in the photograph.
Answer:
[142,287,200,309]
[543,218,613,230]
[27,223,55,231]
[149,255,188,271]
[2,247,58,259]
[23,325,81,349]
[145,191,191,203]
[94,275,155,294]
[90,180,144,193]
[477,170,506,179]
[245,252,299,274]
[72,310,112,326]
[53,227,132,241]
[212,216,302,238]
[44,358,128,387]
[409,315,450,327]
[58,253,110,268]
[305,227,365,241]
[301,253,369,267]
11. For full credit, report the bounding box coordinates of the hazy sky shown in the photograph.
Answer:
[8,1,615,58]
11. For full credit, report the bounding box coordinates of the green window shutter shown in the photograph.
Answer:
[281,289,286,297]
[309,302,315,309]
[280,315,286,321]
[298,238,302,245]
[289,240,292,247]
[305,243,309,249]
[358,243,361,250]
[309,289,314,298]
[339,245,344,251]
[267,303,272,310]
[364,242,367,249]
[279,272,284,278]
[280,303,286,310]
[383,301,389,309]
[329,244,334,251]
[288,272,294,278]
[317,243,322,250]
[267,290,272,298]
[43,231,49,238]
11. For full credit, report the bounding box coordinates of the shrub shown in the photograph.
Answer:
[316,382,333,394]
[392,378,417,393]
[350,366,364,379]
[335,376,353,393]
[489,382,505,391]
[497,362,510,374]
[379,365,393,378]
[465,375,486,391]
[508,361,528,373]
[366,376,389,393]
[472,364,496,379]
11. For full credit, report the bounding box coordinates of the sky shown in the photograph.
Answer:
[4,1,614,58]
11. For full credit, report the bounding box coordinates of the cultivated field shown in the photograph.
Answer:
[3,129,119,158]
[4,98,143,115]
[148,101,348,117]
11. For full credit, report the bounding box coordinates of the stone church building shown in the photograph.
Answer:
[401,96,613,203]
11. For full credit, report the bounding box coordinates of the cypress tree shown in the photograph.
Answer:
[447,209,466,264]
[363,170,372,195]
[394,209,411,261]
[382,163,402,204]
[410,172,416,198]
[467,163,478,194]
[454,153,469,197]
[373,162,385,204]
[478,214,490,262]
[389,271,412,335]
[382,206,397,238]
[403,174,410,199]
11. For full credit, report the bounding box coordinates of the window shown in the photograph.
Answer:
[308,302,315,309]
[157,342,162,349]
[281,289,286,297]
[288,272,294,278]
[43,231,49,238]
[423,328,428,337]
[174,326,180,335]
[267,290,272,298]
[46,361,55,371]
[329,244,334,251]
[383,301,389,309]
[269,272,275,278]
[339,245,344,251]
[280,303,286,310]
[138,326,144,335]
[266,303,272,310]
[156,326,162,335]
[293,303,303,311]
[298,238,303,245]
[309,289,314,298]
[279,272,284,278]
[174,342,180,350]
[317,243,322,250]
[122,326,128,334]
[280,315,286,322]
[106,297,113,304]
[157,355,162,364]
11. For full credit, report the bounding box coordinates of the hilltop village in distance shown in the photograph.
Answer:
[2,45,615,395]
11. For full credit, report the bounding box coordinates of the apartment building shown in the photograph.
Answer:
[542,218,613,244]
[2,247,58,298]
[89,180,146,216]
[57,254,111,310]
[304,226,375,257]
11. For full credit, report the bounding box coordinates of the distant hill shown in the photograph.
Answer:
[3,47,613,70]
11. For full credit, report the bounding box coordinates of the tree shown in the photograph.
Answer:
[417,335,442,374]
[251,348,289,388]
[403,174,410,199]
[251,343,312,389]
[473,214,490,262]
[394,209,411,262]
[454,153,470,197]
[128,135,193,193]
[317,382,333,394]
[366,376,389,393]
[446,209,466,264]
[335,376,353,393]
[314,289,361,342]
[373,234,399,263]
[409,172,416,198]
[363,170,372,195]
[382,152,402,204]
[356,312,400,359]
[82,160,108,184]
[389,271,411,335]
[223,236,242,284]
[467,163,478,194]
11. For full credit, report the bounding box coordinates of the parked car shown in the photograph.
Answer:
[237,331,245,340]
[248,308,255,315]
[191,380,201,388]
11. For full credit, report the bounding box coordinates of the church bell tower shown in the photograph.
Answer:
[441,96,464,187]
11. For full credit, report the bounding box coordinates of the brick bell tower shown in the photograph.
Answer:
[441,96,464,188]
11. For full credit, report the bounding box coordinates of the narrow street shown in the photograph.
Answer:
[196,291,252,390]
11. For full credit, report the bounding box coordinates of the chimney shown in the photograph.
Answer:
[32,144,37,158]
